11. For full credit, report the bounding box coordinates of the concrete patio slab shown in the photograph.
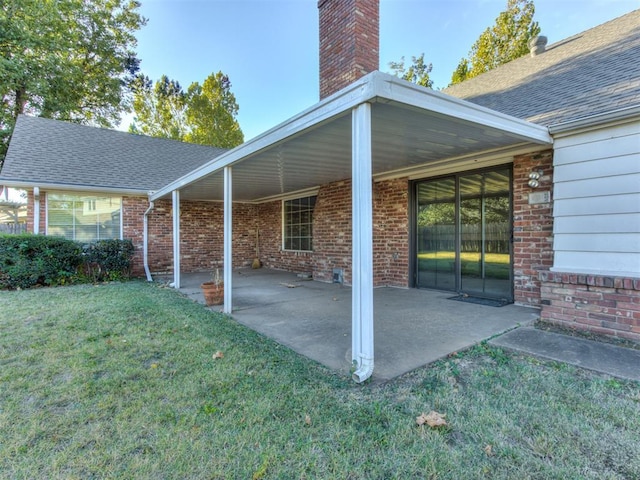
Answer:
[490,327,640,382]
[174,268,540,381]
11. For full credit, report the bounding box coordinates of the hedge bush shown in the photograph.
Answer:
[81,239,135,282]
[0,235,135,289]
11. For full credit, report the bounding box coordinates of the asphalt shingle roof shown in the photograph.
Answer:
[443,9,640,126]
[0,115,227,191]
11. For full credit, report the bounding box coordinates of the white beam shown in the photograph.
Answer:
[223,166,233,313]
[172,190,180,289]
[351,102,374,383]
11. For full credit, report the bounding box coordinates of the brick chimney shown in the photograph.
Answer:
[318,0,379,99]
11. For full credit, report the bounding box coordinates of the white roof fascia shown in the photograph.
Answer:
[371,72,553,145]
[548,104,640,137]
[150,75,378,202]
[0,180,149,196]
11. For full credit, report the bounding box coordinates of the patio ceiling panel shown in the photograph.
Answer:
[151,72,552,204]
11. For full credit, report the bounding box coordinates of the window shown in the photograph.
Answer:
[47,193,121,242]
[283,196,316,251]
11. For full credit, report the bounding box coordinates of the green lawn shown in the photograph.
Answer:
[1,282,639,479]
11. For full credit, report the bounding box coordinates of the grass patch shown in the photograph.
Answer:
[1,282,639,478]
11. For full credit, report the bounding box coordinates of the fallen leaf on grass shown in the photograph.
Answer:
[416,411,447,428]
[213,351,224,360]
[304,414,312,426]
[484,444,493,456]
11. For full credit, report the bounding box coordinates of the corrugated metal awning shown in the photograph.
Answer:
[150,72,552,203]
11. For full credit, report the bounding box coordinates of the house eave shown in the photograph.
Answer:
[549,104,640,137]
[0,179,150,197]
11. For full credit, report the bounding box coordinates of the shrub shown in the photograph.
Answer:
[81,239,134,282]
[0,235,135,289]
[0,234,83,289]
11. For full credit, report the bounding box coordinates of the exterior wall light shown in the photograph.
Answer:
[528,170,542,188]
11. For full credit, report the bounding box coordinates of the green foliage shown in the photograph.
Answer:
[389,53,434,88]
[0,235,134,288]
[450,0,540,85]
[81,239,134,282]
[0,234,83,289]
[450,58,469,86]
[130,71,244,149]
[129,75,187,140]
[0,0,146,168]
[185,72,244,148]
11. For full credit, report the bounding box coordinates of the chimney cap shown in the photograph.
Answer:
[529,35,548,57]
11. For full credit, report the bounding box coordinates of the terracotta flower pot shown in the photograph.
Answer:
[201,281,224,306]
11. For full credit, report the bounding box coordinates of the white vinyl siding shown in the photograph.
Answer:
[552,122,640,276]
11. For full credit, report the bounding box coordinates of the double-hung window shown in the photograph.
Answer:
[283,196,316,252]
[47,193,122,242]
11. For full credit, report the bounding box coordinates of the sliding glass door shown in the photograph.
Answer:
[415,167,512,301]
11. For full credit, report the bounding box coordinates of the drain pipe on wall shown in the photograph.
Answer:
[143,201,155,282]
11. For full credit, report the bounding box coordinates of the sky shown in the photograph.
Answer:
[126,0,639,141]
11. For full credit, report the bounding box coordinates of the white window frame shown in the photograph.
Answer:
[282,195,317,252]
[45,192,123,242]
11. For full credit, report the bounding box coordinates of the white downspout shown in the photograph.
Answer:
[143,201,154,282]
[223,166,233,314]
[33,187,40,234]
[351,102,374,383]
[172,190,181,289]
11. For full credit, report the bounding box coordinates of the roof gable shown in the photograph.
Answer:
[443,10,640,126]
[0,115,227,192]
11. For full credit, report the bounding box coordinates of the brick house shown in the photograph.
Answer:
[1,1,638,381]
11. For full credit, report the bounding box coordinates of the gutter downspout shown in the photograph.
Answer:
[143,201,155,282]
[33,187,40,234]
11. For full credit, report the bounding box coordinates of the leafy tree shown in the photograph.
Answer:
[450,0,540,85]
[184,72,244,148]
[450,58,469,86]
[389,53,433,88]
[129,75,187,140]
[129,71,244,149]
[0,0,145,168]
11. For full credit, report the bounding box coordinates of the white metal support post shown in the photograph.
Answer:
[351,102,374,383]
[223,166,233,314]
[172,189,181,289]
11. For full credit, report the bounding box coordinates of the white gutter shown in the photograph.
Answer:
[143,201,154,282]
[548,104,640,136]
[0,180,148,196]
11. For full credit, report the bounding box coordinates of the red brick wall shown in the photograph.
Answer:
[512,150,554,306]
[25,189,46,234]
[137,199,257,276]
[122,196,147,277]
[539,272,640,343]
[256,200,316,274]
[373,178,409,286]
[313,179,353,283]
[318,0,379,99]
[254,178,409,287]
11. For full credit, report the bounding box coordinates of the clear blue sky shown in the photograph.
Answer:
[127,0,640,141]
